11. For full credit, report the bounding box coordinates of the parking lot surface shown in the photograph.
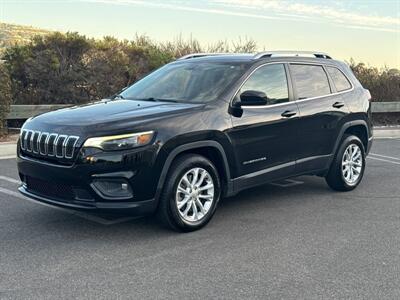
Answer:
[0,139,399,299]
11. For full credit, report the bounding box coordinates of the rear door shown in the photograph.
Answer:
[228,63,300,186]
[290,63,350,173]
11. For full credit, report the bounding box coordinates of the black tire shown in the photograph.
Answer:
[156,154,221,232]
[325,134,366,191]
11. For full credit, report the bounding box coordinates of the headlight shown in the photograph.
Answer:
[83,131,154,151]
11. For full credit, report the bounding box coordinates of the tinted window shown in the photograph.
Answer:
[240,64,289,105]
[326,66,352,91]
[291,64,331,99]
[121,62,248,103]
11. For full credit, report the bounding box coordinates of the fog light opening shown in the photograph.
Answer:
[91,179,133,200]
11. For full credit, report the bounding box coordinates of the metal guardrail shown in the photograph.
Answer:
[5,102,400,120]
[370,102,400,113]
[6,104,72,119]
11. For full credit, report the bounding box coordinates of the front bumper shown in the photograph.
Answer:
[19,185,157,214]
[17,144,161,214]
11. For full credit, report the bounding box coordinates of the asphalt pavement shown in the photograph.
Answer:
[0,139,399,299]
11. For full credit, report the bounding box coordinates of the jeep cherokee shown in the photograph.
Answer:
[17,51,373,231]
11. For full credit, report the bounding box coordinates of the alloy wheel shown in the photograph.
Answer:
[341,143,363,185]
[175,167,214,223]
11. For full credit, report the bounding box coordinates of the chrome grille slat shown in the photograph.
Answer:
[26,131,33,151]
[39,132,49,155]
[55,135,68,158]
[47,133,58,157]
[32,131,40,153]
[20,130,27,150]
[20,129,79,161]
[65,136,79,159]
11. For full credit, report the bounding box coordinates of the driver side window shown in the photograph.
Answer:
[240,64,289,105]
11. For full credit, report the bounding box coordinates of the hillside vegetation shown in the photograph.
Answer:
[0,23,51,54]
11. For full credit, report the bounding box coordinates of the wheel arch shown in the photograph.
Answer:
[154,141,233,203]
[334,120,370,155]
[344,124,369,152]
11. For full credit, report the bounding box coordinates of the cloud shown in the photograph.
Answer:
[81,0,293,21]
[80,0,400,33]
[337,24,399,33]
[212,0,400,29]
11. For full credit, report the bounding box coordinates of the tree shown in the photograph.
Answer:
[83,37,130,99]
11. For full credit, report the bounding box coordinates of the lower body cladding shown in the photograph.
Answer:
[16,147,160,215]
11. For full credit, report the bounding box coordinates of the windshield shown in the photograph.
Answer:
[120,61,249,103]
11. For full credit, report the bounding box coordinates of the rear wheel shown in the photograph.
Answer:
[157,154,221,232]
[325,134,366,191]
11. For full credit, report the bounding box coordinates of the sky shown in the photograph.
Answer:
[1,0,399,68]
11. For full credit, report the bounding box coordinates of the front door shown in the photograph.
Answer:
[227,63,300,189]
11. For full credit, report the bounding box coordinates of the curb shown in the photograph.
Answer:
[374,127,400,139]
[0,143,17,159]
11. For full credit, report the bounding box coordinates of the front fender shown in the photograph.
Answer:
[153,138,233,203]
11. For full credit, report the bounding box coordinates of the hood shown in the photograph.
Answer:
[24,99,202,135]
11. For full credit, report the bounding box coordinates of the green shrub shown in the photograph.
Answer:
[349,60,400,102]
[3,32,92,104]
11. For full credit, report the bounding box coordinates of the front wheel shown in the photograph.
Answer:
[325,134,366,191]
[157,154,221,232]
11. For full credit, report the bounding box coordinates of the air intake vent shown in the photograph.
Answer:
[25,176,75,201]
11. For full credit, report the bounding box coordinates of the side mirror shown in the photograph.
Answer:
[239,90,268,106]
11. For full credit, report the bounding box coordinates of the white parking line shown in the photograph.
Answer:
[0,183,139,225]
[0,175,21,184]
[367,156,400,165]
[370,153,400,161]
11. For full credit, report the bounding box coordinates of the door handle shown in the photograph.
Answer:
[281,110,297,118]
[332,101,345,108]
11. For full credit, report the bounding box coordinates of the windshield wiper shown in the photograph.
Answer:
[112,94,125,100]
[132,97,179,103]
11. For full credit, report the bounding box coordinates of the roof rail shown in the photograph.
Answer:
[177,53,231,60]
[253,51,332,60]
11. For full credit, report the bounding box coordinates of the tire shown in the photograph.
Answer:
[325,134,366,191]
[156,154,221,232]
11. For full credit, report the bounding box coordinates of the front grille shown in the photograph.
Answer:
[20,130,80,161]
[25,176,75,201]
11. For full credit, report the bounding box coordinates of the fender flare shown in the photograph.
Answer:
[332,120,370,156]
[154,140,232,202]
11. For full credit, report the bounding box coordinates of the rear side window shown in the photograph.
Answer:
[326,66,352,91]
[240,64,289,105]
[291,64,331,99]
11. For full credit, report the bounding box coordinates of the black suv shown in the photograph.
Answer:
[17,51,373,231]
